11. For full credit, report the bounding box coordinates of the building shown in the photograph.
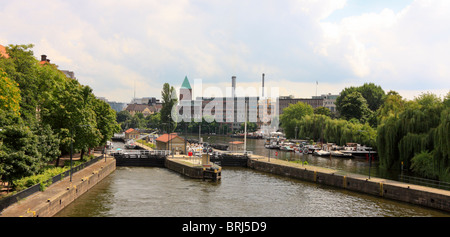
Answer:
[179,76,192,101]
[278,95,324,114]
[125,128,141,140]
[125,104,157,117]
[39,55,51,65]
[0,44,9,58]
[155,133,186,154]
[61,70,76,79]
[312,93,339,113]
[176,76,279,131]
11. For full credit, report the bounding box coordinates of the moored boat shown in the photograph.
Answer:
[314,150,330,156]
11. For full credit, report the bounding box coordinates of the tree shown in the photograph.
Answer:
[336,83,386,123]
[314,106,331,117]
[338,91,372,123]
[161,83,177,132]
[93,98,120,147]
[0,69,21,117]
[358,83,386,111]
[0,125,42,184]
[116,110,132,123]
[280,102,313,138]
[376,92,449,181]
[376,90,405,124]
[0,44,40,122]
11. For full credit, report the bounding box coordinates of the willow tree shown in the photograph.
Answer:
[377,92,450,181]
[280,102,313,139]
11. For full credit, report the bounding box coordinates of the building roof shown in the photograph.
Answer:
[156,133,184,143]
[181,76,191,90]
[125,104,156,113]
[0,44,9,59]
[125,128,135,134]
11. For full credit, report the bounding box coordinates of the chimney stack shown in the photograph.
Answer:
[262,73,265,97]
[232,76,236,98]
[41,55,47,62]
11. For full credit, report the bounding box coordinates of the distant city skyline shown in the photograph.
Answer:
[1,0,449,103]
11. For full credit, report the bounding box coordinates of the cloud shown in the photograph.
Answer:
[316,0,450,94]
[0,0,448,102]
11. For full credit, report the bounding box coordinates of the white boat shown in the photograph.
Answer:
[125,139,136,149]
[330,150,352,158]
[342,143,376,157]
[305,145,320,154]
[314,150,330,156]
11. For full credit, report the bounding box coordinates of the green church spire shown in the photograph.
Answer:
[181,76,192,90]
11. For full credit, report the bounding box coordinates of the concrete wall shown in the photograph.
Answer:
[165,159,204,179]
[247,158,450,213]
[25,159,116,217]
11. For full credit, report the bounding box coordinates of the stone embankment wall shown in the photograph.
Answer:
[247,158,450,213]
[1,158,116,217]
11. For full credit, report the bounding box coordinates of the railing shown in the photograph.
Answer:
[399,175,450,191]
[111,150,171,156]
[0,155,105,213]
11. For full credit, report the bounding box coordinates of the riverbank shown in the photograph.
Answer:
[0,156,116,217]
[248,155,450,213]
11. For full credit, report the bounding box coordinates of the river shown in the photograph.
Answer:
[55,135,449,217]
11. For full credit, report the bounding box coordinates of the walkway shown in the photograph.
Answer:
[0,156,115,217]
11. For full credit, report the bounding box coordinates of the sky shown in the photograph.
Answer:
[1,0,449,103]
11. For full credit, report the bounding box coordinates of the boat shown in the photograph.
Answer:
[304,144,320,154]
[342,143,376,157]
[264,134,285,149]
[280,143,295,152]
[125,139,136,149]
[330,150,353,158]
[314,150,330,156]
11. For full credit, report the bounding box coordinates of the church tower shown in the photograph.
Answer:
[180,76,192,101]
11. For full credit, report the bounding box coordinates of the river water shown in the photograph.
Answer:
[55,135,449,217]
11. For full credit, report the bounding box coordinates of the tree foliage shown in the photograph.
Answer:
[280,102,314,139]
[0,44,119,185]
[376,92,449,181]
[336,83,385,125]
[161,82,178,131]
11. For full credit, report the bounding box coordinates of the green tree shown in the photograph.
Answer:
[0,69,21,117]
[314,106,331,117]
[161,83,177,132]
[358,83,386,111]
[338,91,372,123]
[0,125,41,184]
[377,92,449,181]
[280,102,313,138]
[0,44,40,122]
[116,110,132,123]
[93,98,120,147]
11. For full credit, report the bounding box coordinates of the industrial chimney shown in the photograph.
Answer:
[262,73,265,97]
[232,76,236,98]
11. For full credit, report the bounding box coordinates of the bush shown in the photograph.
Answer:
[13,166,69,191]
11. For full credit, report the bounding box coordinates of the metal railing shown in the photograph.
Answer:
[398,174,450,191]
[110,149,171,156]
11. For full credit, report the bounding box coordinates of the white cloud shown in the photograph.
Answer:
[316,0,450,93]
[1,0,448,103]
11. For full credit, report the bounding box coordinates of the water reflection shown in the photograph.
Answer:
[192,135,393,179]
[55,167,448,217]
